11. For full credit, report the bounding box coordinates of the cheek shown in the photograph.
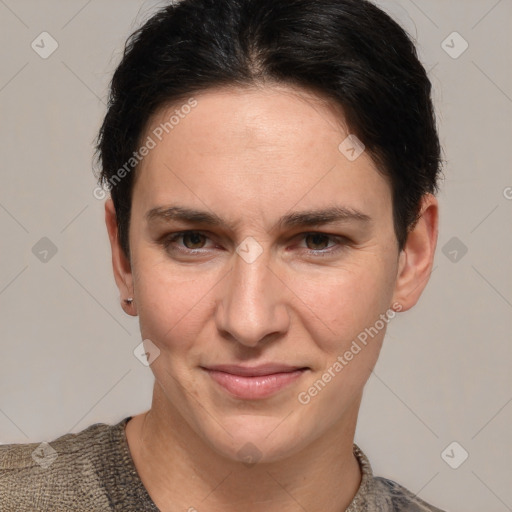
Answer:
[295,256,397,351]
[293,262,395,417]
[134,260,217,353]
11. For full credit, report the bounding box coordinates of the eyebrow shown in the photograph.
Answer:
[146,205,371,232]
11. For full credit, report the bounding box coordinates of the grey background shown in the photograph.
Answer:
[0,1,511,510]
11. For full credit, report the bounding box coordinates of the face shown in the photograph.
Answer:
[107,84,436,464]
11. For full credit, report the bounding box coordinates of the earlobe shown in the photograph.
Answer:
[104,198,137,316]
[391,194,438,312]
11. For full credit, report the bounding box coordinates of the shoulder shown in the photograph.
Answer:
[370,476,447,512]
[0,419,127,511]
[351,444,447,512]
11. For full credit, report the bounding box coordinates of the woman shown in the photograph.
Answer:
[0,0,445,510]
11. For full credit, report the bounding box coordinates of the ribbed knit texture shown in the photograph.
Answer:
[0,416,445,511]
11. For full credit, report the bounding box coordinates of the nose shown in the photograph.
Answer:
[215,247,290,348]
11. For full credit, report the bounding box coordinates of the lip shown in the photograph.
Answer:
[201,364,309,400]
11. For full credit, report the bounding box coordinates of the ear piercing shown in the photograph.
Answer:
[124,297,134,306]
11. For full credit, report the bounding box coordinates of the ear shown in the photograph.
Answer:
[391,193,438,312]
[105,197,137,316]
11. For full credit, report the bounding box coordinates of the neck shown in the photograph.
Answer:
[126,384,363,512]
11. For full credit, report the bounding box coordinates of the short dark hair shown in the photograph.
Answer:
[95,0,442,260]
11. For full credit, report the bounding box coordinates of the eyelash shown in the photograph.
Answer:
[160,230,349,258]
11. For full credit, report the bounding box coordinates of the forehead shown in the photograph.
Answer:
[144,84,349,159]
[132,84,391,224]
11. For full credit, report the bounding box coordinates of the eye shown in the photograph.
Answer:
[162,230,214,253]
[297,232,348,256]
[302,233,333,250]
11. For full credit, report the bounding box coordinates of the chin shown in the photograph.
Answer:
[196,414,311,466]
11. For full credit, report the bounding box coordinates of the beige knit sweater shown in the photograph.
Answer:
[0,416,446,511]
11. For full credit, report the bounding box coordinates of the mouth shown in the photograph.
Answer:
[200,364,309,400]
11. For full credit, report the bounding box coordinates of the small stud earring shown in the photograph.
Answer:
[124,297,134,306]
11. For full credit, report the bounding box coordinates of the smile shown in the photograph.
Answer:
[201,364,309,400]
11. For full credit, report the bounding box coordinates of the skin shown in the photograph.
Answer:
[105,84,438,512]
